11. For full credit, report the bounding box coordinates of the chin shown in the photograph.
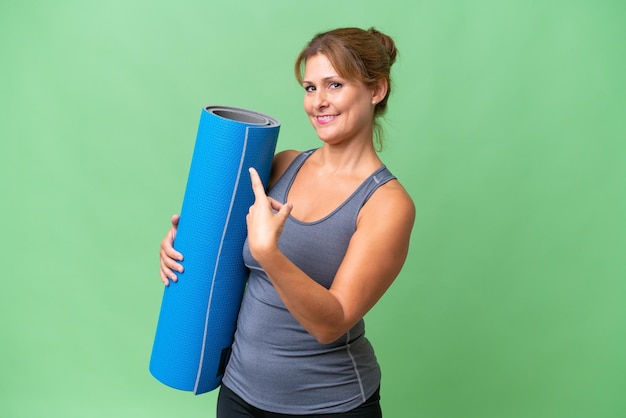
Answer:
[316,135,344,146]
[314,129,335,142]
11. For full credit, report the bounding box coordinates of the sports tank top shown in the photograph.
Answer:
[222,149,397,414]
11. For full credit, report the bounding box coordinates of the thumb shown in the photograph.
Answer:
[276,202,293,222]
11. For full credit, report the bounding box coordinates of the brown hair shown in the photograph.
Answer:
[295,27,398,149]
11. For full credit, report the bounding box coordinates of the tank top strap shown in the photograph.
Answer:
[269,149,316,202]
[281,149,315,183]
[354,165,397,209]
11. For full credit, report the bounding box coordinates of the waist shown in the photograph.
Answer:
[222,283,381,413]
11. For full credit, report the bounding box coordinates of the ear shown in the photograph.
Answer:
[371,78,388,106]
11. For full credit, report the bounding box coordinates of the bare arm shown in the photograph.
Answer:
[246,168,415,344]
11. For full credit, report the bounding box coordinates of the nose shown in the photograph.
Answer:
[313,89,328,110]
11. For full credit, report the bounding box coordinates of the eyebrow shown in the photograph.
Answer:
[302,76,342,85]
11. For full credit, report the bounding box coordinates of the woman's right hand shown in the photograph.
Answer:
[159,214,184,286]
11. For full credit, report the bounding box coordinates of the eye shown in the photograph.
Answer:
[329,82,342,89]
[304,84,316,92]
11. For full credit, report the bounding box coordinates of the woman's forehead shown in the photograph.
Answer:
[303,54,341,79]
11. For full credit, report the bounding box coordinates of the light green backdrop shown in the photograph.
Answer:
[1,1,624,417]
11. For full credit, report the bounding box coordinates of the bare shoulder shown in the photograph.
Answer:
[358,179,416,230]
[269,149,301,186]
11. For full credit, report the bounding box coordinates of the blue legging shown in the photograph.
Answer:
[217,384,382,417]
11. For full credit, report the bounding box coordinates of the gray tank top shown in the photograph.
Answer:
[222,149,397,414]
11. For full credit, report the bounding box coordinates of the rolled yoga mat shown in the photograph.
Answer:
[150,105,280,394]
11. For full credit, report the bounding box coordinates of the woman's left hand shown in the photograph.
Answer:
[246,167,293,261]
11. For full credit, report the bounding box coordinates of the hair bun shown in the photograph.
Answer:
[368,27,397,66]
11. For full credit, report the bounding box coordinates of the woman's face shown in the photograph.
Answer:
[302,54,378,146]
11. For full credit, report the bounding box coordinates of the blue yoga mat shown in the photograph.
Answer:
[150,105,280,394]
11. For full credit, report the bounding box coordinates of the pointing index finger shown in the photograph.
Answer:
[248,167,266,200]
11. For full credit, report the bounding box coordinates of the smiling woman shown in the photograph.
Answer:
[159,27,415,417]
[295,27,397,151]
[300,53,386,149]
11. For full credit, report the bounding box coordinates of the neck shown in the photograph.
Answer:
[313,140,382,177]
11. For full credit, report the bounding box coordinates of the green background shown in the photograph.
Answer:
[1,1,624,417]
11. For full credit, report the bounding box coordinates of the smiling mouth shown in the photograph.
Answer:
[316,115,337,124]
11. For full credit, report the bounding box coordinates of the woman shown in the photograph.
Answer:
[160,27,415,417]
